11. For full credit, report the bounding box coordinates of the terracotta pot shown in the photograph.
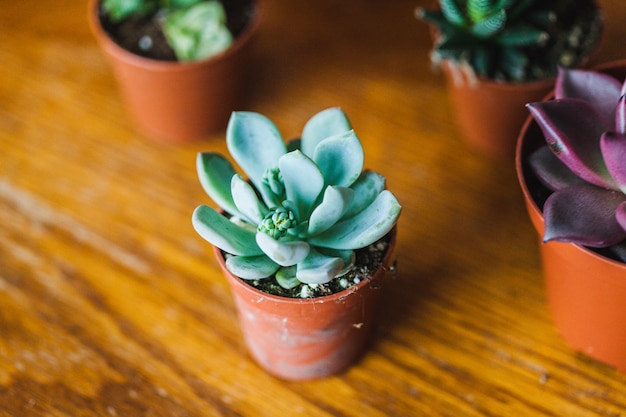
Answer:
[444,64,554,159]
[515,60,626,372]
[439,0,602,159]
[88,0,261,143]
[214,229,397,380]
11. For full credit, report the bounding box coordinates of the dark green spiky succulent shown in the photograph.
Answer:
[416,0,602,82]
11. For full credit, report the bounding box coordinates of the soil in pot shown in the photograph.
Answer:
[98,0,257,61]
[239,232,394,299]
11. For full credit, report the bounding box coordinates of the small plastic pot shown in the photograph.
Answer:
[214,229,397,380]
[515,60,626,372]
[88,0,261,143]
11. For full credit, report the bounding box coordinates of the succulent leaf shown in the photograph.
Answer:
[255,232,310,267]
[301,107,352,158]
[231,174,267,224]
[528,146,588,191]
[342,170,386,219]
[275,266,300,289]
[495,25,547,47]
[526,100,616,190]
[600,132,626,194]
[102,0,158,22]
[555,68,623,124]
[310,190,401,250]
[225,254,280,280]
[313,130,364,187]
[308,186,354,236]
[295,248,347,285]
[226,112,287,191]
[439,0,467,26]
[192,205,262,256]
[616,94,626,135]
[467,0,494,23]
[616,201,626,233]
[163,1,233,61]
[470,9,506,38]
[279,150,324,220]
[543,185,626,247]
[196,152,240,217]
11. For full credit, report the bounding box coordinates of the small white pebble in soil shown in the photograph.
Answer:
[138,35,153,51]
[300,285,312,298]
[339,278,349,288]
[353,277,361,284]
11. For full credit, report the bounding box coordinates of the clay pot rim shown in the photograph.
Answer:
[515,59,626,271]
[88,0,262,72]
[213,227,397,306]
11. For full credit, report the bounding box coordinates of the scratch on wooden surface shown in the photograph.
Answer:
[0,177,150,275]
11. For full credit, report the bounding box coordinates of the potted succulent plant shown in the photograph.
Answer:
[516,62,626,372]
[416,0,602,158]
[191,107,402,380]
[88,0,261,143]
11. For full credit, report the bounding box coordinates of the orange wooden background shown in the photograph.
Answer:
[2,1,626,415]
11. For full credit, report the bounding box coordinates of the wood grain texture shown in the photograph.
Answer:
[2,0,626,415]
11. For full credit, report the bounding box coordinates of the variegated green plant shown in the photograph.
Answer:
[192,108,401,296]
[415,0,601,82]
[101,0,233,61]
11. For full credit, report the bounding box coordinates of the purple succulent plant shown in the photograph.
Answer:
[527,67,626,256]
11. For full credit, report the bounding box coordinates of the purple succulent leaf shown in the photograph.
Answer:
[616,200,626,233]
[617,94,626,135]
[601,131,626,193]
[543,185,626,247]
[527,99,616,190]
[529,145,588,191]
[555,67,622,120]
[621,79,626,97]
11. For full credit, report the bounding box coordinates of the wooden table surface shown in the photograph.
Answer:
[2,1,626,416]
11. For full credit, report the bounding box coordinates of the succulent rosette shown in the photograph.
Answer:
[527,67,626,255]
[192,108,401,291]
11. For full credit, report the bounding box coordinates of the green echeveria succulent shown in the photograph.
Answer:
[192,108,402,291]
[101,0,233,61]
[416,0,601,82]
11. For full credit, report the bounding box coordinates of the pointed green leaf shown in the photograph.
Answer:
[192,205,262,256]
[309,190,401,250]
[231,174,267,225]
[471,9,506,38]
[308,186,354,236]
[225,254,279,280]
[495,24,547,47]
[196,153,240,217]
[255,232,310,267]
[226,112,286,190]
[278,150,324,220]
[468,0,493,23]
[439,0,466,26]
[313,130,364,187]
[301,107,352,157]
